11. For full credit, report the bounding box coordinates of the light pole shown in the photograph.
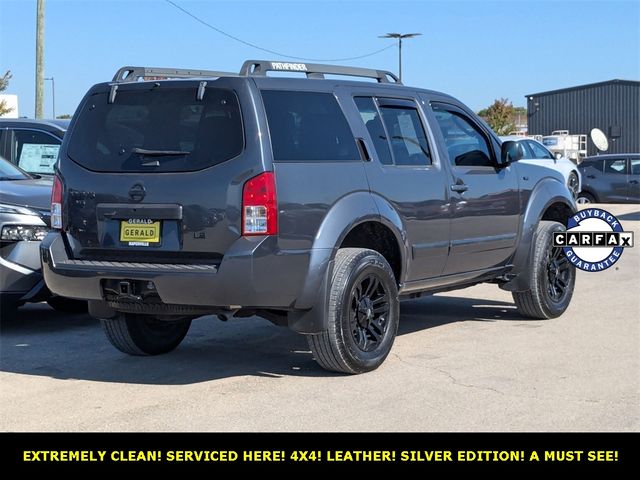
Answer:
[35,0,46,118]
[44,76,55,118]
[378,32,421,82]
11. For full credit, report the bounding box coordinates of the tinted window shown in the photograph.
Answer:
[527,140,554,159]
[67,88,243,172]
[354,97,393,165]
[12,129,61,174]
[0,158,30,180]
[583,158,604,172]
[261,91,359,161]
[378,105,431,166]
[516,141,532,159]
[432,106,494,167]
[631,159,640,175]
[604,158,627,174]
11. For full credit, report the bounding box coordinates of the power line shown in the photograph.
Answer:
[165,0,395,62]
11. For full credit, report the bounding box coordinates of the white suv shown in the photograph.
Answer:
[500,136,581,198]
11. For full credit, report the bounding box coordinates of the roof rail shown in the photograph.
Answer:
[112,66,236,83]
[239,60,401,84]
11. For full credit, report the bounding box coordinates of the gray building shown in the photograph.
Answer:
[526,79,639,156]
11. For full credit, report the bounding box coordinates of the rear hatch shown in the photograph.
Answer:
[59,78,264,264]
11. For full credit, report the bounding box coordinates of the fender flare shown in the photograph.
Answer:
[289,192,408,333]
[500,178,576,292]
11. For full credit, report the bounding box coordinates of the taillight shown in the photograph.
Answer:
[51,175,63,229]
[242,172,277,236]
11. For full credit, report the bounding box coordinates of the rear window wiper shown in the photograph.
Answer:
[131,148,190,156]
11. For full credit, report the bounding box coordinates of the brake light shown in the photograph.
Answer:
[51,175,63,229]
[242,172,277,236]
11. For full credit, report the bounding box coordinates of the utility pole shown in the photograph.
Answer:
[45,77,55,118]
[35,0,45,118]
[378,32,421,82]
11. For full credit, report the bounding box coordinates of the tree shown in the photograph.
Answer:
[0,70,13,117]
[56,114,72,119]
[477,98,516,135]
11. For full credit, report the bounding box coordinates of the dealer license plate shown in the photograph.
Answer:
[120,220,161,246]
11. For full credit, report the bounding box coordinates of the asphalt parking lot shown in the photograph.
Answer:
[1,204,638,432]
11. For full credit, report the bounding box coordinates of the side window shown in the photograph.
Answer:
[631,159,640,175]
[378,105,431,166]
[354,97,393,165]
[603,158,627,174]
[12,129,61,174]
[516,141,532,159]
[527,140,554,159]
[431,106,494,167]
[261,90,360,161]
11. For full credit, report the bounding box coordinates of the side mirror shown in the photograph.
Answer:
[501,141,522,165]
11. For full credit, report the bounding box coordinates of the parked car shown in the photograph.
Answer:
[41,61,576,373]
[500,136,581,198]
[577,154,640,204]
[0,158,85,319]
[0,118,69,177]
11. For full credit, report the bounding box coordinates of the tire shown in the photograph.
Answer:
[47,296,88,313]
[567,172,580,199]
[512,221,575,319]
[101,313,192,355]
[576,192,595,204]
[306,248,400,374]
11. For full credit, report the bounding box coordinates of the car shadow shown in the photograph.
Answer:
[1,296,523,385]
[616,210,640,221]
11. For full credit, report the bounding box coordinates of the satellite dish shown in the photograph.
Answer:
[590,128,609,152]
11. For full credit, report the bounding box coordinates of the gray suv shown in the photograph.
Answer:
[41,61,577,373]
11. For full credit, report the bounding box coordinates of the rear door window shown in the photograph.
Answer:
[354,97,393,165]
[261,90,359,161]
[11,129,61,174]
[378,104,431,166]
[67,87,243,172]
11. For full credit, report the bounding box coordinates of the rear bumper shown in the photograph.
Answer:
[41,233,332,329]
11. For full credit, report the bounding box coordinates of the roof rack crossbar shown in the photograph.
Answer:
[240,60,401,84]
[112,66,236,83]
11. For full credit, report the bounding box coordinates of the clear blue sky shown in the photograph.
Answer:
[1,0,638,118]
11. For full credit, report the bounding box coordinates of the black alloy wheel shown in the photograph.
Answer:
[349,273,391,352]
[546,245,572,303]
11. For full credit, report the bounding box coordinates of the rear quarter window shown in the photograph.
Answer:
[67,87,243,172]
[261,90,359,161]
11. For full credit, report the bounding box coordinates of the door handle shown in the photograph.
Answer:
[450,183,469,193]
[587,174,596,179]
[356,138,371,162]
[630,179,639,184]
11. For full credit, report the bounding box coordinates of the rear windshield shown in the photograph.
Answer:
[67,87,243,172]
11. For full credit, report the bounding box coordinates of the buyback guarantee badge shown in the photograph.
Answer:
[553,208,634,272]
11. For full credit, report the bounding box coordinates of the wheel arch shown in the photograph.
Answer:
[289,192,408,334]
[500,179,576,292]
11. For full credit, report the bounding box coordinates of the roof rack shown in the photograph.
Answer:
[239,60,401,84]
[112,66,236,83]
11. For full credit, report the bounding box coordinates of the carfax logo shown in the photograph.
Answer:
[553,208,634,272]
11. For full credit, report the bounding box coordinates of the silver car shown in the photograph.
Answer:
[0,158,85,319]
